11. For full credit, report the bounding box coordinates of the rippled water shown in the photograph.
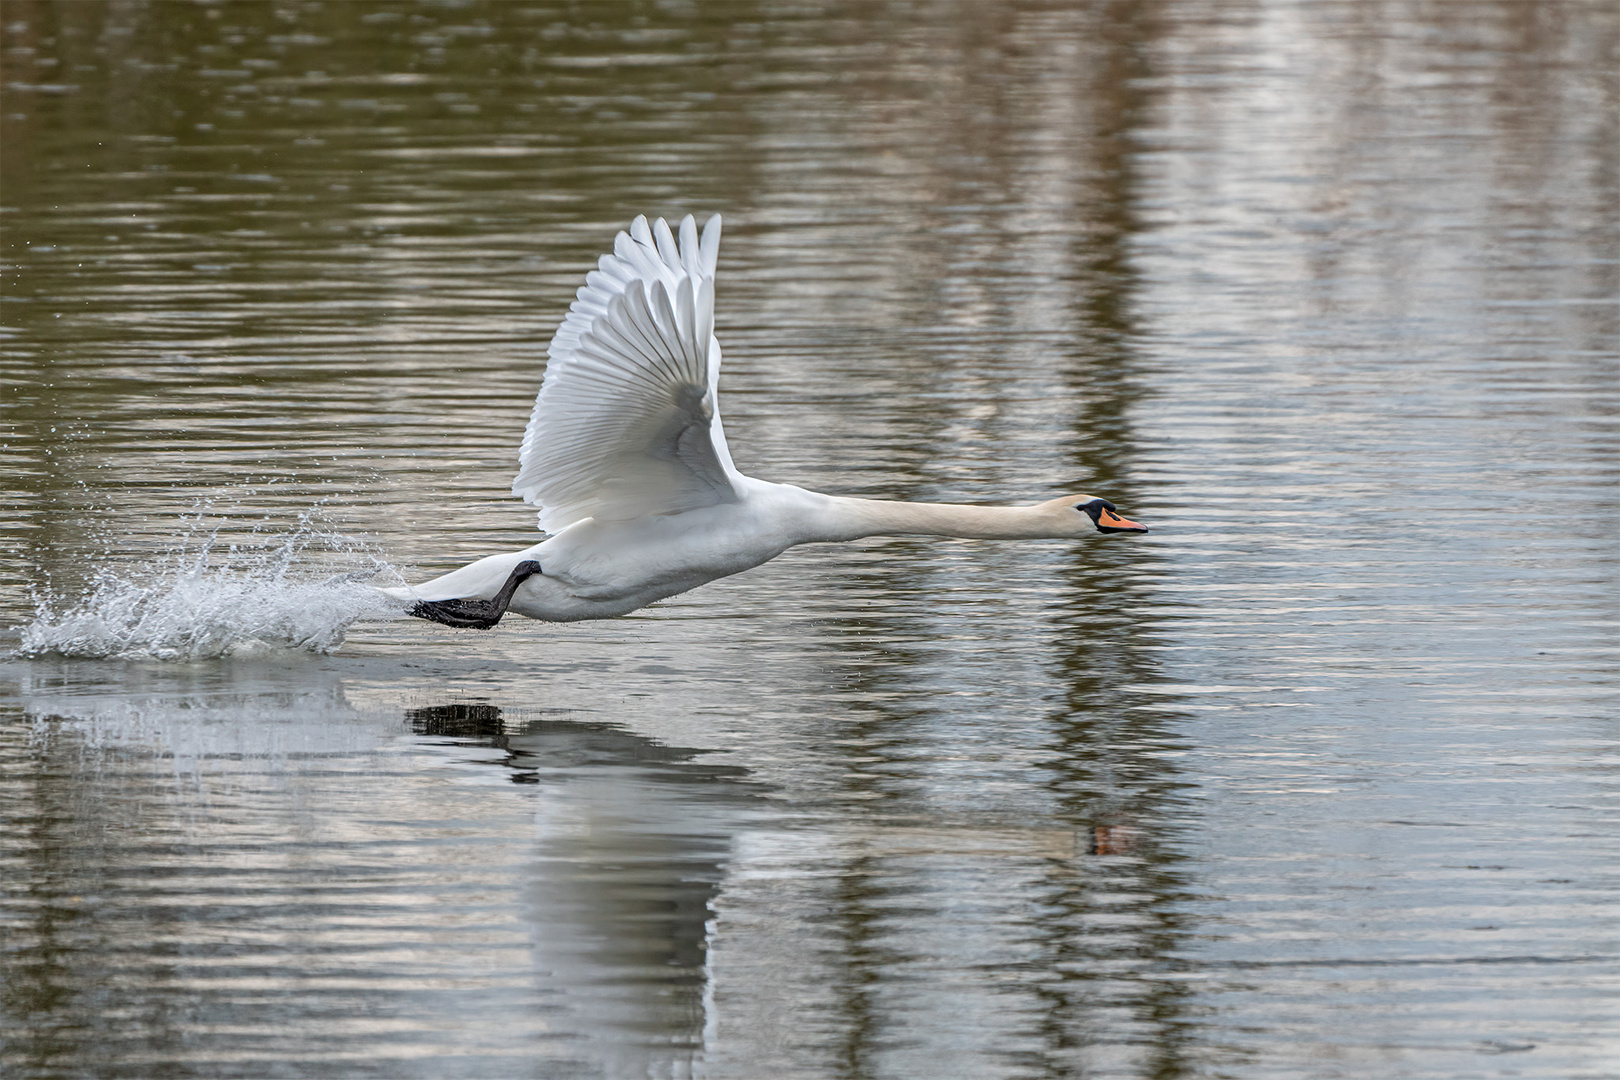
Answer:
[3,3,1617,1077]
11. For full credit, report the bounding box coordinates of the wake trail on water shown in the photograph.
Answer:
[14,511,409,660]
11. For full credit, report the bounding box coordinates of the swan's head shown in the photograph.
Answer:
[1039,495,1149,537]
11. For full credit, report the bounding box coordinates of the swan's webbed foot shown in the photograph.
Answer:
[407,560,541,630]
[408,597,506,629]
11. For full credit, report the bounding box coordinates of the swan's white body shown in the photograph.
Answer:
[380,214,1146,625]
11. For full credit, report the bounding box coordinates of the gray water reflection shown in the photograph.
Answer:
[4,669,549,1077]
[4,1,1618,1078]
[5,675,762,1077]
[3,671,1197,1078]
[408,703,761,1078]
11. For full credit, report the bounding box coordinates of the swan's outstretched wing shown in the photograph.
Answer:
[513,213,742,533]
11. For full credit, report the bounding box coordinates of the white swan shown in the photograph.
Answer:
[380,213,1148,629]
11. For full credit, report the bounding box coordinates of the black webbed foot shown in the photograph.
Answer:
[408,597,506,629]
[408,560,541,630]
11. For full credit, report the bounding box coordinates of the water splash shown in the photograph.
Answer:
[15,511,405,660]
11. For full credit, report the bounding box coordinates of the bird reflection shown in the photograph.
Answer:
[406,702,765,1076]
[1087,821,1141,856]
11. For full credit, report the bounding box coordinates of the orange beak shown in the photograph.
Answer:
[1097,508,1148,534]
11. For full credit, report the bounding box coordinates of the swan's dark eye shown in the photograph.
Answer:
[1080,498,1148,534]
[1076,498,1116,524]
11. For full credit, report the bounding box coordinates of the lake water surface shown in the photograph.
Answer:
[3,3,1617,1077]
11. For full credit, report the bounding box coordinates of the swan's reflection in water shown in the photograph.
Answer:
[7,669,1186,1076]
[6,673,775,1077]
[403,704,1175,1077]
[408,702,765,1077]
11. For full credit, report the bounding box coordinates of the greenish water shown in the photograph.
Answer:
[3,3,1617,1077]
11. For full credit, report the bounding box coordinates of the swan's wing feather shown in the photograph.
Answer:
[513,213,739,532]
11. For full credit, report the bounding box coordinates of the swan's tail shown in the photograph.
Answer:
[374,549,542,605]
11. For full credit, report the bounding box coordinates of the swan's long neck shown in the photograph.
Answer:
[816,495,1063,541]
